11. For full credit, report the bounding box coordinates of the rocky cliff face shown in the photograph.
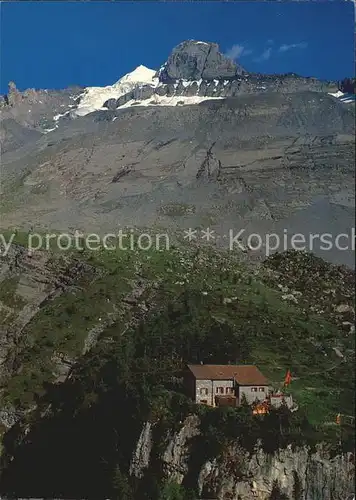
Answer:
[198,446,354,500]
[130,416,355,500]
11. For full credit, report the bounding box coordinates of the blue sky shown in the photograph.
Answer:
[1,1,354,93]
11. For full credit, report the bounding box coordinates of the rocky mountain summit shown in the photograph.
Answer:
[158,40,246,81]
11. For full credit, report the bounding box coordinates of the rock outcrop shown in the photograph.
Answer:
[130,416,355,500]
[129,421,154,478]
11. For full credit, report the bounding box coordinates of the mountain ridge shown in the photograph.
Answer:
[0,39,355,268]
[0,39,347,134]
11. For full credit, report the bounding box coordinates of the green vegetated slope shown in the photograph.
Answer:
[0,237,354,497]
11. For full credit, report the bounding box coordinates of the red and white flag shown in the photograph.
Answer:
[284,369,292,386]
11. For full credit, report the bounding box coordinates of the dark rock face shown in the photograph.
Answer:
[155,85,167,97]
[116,91,134,107]
[133,84,154,101]
[103,86,156,110]
[103,98,118,110]
[159,40,244,82]
[339,77,356,94]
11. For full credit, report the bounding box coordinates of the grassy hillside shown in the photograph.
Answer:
[1,236,354,417]
[0,237,354,497]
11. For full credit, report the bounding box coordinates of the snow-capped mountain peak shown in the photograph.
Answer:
[75,65,158,117]
[114,65,157,86]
